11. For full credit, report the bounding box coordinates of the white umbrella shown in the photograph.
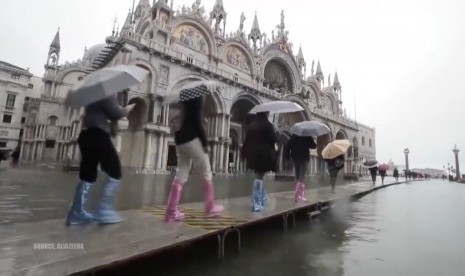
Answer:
[162,80,225,104]
[290,121,330,137]
[322,139,351,159]
[68,65,148,107]
[248,101,304,114]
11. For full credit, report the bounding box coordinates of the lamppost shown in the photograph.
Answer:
[404,148,410,180]
[453,145,460,181]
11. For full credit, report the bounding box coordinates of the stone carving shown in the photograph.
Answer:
[173,25,208,54]
[239,12,246,32]
[159,65,169,85]
[225,46,250,71]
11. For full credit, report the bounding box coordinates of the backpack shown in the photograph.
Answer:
[168,103,185,132]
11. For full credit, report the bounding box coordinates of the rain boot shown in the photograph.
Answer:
[164,180,185,222]
[96,176,122,224]
[65,181,96,226]
[294,182,308,202]
[203,180,224,217]
[251,179,264,212]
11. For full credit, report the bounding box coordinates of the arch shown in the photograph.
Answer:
[263,58,295,94]
[47,115,58,126]
[168,74,226,114]
[282,94,311,120]
[127,97,148,131]
[316,132,332,158]
[221,42,256,75]
[261,49,301,94]
[132,59,159,93]
[172,19,216,55]
[27,107,38,125]
[335,129,348,140]
[136,18,151,35]
[362,136,366,146]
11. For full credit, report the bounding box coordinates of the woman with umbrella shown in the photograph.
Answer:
[369,166,378,184]
[65,64,147,226]
[162,81,224,222]
[286,121,329,202]
[378,164,389,185]
[66,96,135,225]
[241,111,278,212]
[322,139,350,193]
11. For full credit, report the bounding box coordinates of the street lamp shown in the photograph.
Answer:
[453,145,460,181]
[404,148,410,180]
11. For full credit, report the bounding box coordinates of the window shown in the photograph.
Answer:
[369,139,372,148]
[11,73,20,80]
[6,94,16,107]
[45,140,56,148]
[25,97,30,101]
[3,114,12,123]
[0,141,6,148]
[21,117,26,123]
[187,56,193,63]
[19,129,24,137]
[362,136,365,146]
[47,116,58,126]
[28,84,34,89]
[233,73,238,82]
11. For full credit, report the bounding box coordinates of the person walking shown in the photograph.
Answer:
[369,166,378,185]
[285,134,316,202]
[393,168,399,181]
[379,168,387,185]
[241,112,277,212]
[164,95,223,222]
[66,95,135,226]
[325,154,345,193]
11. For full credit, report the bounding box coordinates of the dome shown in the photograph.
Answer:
[83,43,107,62]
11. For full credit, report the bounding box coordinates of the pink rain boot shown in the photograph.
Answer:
[164,180,185,222]
[203,180,224,217]
[294,182,308,203]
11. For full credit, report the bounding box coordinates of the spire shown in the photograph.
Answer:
[210,0,227,35]
[333,71,340,86]
[315,60,324,82]
[297,45,304,60]
[121,10,133,33]
[50,28,60,51]
[135,0,151,21]
[248,12,262,52]
[251,12,260,34]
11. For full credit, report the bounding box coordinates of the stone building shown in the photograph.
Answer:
[0,60,33,151]
[21,0,376,175]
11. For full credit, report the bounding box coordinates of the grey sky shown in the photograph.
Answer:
[1,0,464,170]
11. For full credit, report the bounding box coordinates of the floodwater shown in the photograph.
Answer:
[120,180,465,276]
[0,165,333,224]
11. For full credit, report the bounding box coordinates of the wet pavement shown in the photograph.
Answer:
[0,164,364,224]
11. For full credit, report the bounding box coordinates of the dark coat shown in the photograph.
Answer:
[325,154,345,173]
[393,168,399,178]
[369,166,378,176]
[174,96,208,148]
[241,113,277,174]
[285,135,316,162]
[379,170,386,177]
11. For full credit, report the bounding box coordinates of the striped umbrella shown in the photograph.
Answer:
[162,80,224,104]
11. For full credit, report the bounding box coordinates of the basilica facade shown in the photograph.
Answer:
[20,0,376,176]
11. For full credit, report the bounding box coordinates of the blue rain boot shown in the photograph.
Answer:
[96,176,122,224]
[66,181,96,226]
[251,179,264,212]
[260,181,268,206]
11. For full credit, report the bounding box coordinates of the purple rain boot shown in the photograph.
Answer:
[164,180,185,222]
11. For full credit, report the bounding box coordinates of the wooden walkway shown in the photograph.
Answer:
[0,179,404,276]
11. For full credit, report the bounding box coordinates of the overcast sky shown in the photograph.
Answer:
[1,0,464,170]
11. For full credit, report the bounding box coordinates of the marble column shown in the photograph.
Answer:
[223,143,229,174]
[143,130,152,169]
[157,134,164,170]
[212,143,217,172]
[218,142,225,172]
[162,136,168,170]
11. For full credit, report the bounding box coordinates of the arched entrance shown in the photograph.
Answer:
[229,96,259,173]
[335,129,348,173]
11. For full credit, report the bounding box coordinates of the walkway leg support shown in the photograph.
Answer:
[217,227,241,260]
[282,211,296,232]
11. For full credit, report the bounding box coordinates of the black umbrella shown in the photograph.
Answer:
[162,80,223,104]
[363,159,378,168]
